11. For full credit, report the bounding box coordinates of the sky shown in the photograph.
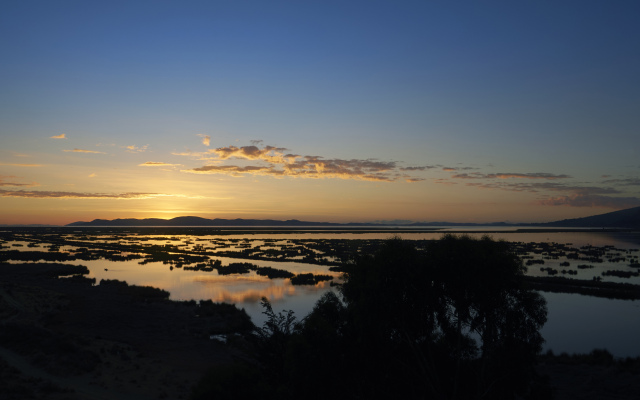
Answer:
[1,0,639,225]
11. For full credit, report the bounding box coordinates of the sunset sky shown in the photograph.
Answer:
[1,1,639,225]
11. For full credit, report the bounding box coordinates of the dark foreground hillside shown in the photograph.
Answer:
[0,263,252,400]
[2,239,640,399]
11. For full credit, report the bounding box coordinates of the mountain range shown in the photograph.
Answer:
[65,206,640,228]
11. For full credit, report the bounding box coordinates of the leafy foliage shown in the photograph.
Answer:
[193,235,549,399]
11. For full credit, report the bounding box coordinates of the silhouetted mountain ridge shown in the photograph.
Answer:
[530,206,640,228]
[66,216,374,227]
[64,207,640,228]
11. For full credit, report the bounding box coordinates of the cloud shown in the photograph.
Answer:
[209,145,290,163]
[537,194,640,208]
[452,172,572,180]
[139,162,182,167]
[197,134,211,146]
[400,165,439,171]
[88,173,97,178]
[434,178,457,186]
[124,145,149,153]
[0,163,42,167]
[50,134,66,139]
[442,166,478,171]
[63,149,106,154]
[178,144,430,182]
[435,168,639,209]
[250,139,264,146]
[464,181,620,195]
[601,177,640,186]
[185,165,278,176]
[0,190,186,199]
[0,180,37,187]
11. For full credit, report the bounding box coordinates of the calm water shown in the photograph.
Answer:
[4,229,640,357]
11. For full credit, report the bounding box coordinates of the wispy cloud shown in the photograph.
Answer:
[601,177,640,186]
[63,149,106,154]
[452,178,638,209]
[124,144,149,153]
[0,190,188,199]
[187,165,276,176]
[139,162,182,167]
[452,172,572,180]
[400,165,439,171]
[0,163,43,167]
[464,181,620,194]
[197,134,211,146]
[50,133,66,139]
[0,178,38,187]
[442,166,478,171]
[537,194,640,208]
[88,173,97,178]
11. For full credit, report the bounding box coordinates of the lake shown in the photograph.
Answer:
[2,227,640,357]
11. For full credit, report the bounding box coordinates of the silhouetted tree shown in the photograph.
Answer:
[192,235,548,400]
[336,235,547,399]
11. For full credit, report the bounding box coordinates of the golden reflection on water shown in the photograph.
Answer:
[194,280,297,304]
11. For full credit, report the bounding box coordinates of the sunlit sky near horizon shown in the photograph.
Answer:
[1,1,639,225]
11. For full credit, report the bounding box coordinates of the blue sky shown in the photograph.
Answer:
[1,1,639,224]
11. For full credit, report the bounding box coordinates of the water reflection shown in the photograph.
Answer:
[542,292,640,357]
[2,229,640,356]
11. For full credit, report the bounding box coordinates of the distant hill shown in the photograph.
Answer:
[0,224,59,227]
[65,216,379,227]
[64,207,640,228]
[532,206,640,228]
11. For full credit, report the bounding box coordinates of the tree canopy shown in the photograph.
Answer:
[192,234,549,400]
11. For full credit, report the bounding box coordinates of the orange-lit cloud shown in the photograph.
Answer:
[197,134,211,146]
[209,145,291,163]
[50,133,66,139]
[0,163,42,167]
[0,190,184,199]
[0,176,38,187]
[63,149,106,154]
[186,165,277,176]
[124,144,149,153]
[139,162,182,167]
[181,144,420,182]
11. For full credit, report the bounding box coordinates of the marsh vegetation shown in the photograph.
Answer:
[2,228,640,398]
